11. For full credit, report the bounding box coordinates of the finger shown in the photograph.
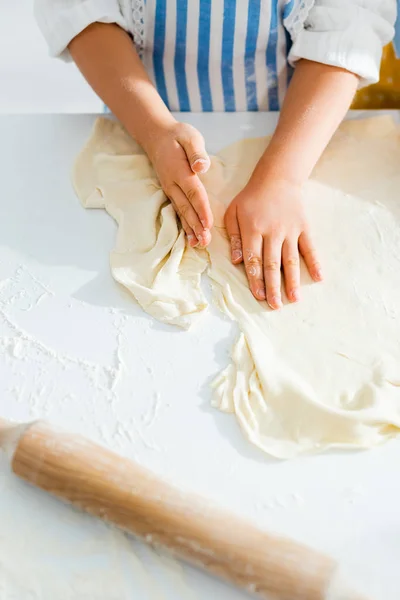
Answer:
[177,125,211,174]
[298,231,323,281]
[179,175,213,233]
[169,184,210,247]
[224,204,243,264]
[282,238,300,303]
[178,213,198,247]
[263,236,283,310]
[241,232,266,301]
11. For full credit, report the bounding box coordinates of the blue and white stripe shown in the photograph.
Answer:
[197,0,213,110]
[394,0,400,58]
[108,0,295,113]
[244,0,261,111]
[153,0,169,107]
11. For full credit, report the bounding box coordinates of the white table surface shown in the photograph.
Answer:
[0,112,400,600]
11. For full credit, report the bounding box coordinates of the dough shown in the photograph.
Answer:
[73,116,400,458]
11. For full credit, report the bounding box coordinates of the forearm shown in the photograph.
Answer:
[68,22,175,156]
[252,60,358,185]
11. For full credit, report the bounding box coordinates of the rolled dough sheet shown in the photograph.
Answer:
[73,116,400,459]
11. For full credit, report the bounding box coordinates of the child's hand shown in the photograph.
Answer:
[147,122,213,247]
[224,178,322,309]
[68,25,212,247]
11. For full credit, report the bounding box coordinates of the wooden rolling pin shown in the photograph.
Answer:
[0,419,367,600]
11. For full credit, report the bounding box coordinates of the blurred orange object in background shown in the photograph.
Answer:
[353,43,400,109]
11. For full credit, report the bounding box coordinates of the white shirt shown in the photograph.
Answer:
[34,0,396,112]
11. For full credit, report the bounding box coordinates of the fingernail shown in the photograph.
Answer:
[313,269,323,281]
[200,220,207,229]
[232,249,243,261]
[200,228,210,239]
[290,290,300,302]
[197,230,210,244]
[192,159,209,174]
[269,296,282,310]
[187,234,195,245]
[257,287,266,300]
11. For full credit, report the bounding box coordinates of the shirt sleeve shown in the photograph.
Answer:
[283,0,397,87]
[33,0,130,61]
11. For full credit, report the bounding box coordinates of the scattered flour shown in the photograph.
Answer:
[0,264,191,600]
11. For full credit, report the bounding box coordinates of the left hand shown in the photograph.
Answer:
[224,177,322,309]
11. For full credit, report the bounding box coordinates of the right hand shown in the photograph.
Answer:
[146,122,213,247]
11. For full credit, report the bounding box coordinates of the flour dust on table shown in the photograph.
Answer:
[73,116,400,459]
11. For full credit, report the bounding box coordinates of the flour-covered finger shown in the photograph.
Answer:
[282,238,300,302]
[264,236,283,309]
[179,175,213,235]
[179,215,198,247]
[242,233,265,301]
[168,184,205,246]
[177,124,211,174]
[224,204,243,264]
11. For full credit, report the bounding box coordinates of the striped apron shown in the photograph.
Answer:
[128,0,293,112]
